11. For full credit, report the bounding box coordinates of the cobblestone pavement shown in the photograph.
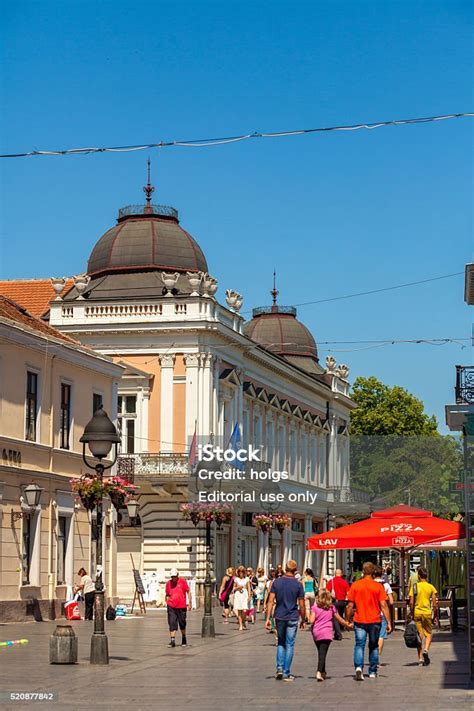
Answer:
[0,611,472,710]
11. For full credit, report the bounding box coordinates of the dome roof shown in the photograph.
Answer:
[87,204,208,277]
[244,306,318,361]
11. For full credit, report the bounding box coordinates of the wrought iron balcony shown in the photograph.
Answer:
[329,486,371,504]
[118,204,178,220]
[118,452,190,484]
[455,365,474,404]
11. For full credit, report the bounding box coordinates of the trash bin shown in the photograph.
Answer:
[49,625,78,664]
[64,600,81,620]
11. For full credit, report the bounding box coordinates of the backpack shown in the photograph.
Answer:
[106,605,117,621]
[403,621,421,648]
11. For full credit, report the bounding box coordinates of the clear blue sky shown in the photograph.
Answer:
[1,1,472,430]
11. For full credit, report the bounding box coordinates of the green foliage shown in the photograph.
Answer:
[349,376,462,514]
[350,376,438,436]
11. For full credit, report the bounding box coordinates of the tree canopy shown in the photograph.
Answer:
[350,376,438,436]
[350,376,462,514]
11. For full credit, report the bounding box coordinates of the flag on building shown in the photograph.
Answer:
[188,424,197,469]
[228,422,245,470]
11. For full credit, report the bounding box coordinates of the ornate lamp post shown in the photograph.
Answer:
[79,408,120,665]
[197,467,222,639]
[261,481,281,572]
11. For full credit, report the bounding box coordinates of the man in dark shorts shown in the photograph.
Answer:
[265,559,305,681]
[166,568,191,648]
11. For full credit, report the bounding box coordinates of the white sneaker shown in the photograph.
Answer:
[369,672,377,679]
[355,667,364,681]
[316,671,324,682]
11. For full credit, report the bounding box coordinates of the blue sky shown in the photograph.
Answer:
[0,0,472,429]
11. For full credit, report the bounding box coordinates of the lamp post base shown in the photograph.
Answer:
[90,633,109,664]
[201,615,215,638]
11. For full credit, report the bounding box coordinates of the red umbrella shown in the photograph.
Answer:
[308,504,464,597]
[307,504,464,551]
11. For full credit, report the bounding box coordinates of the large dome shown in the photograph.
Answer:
[244,305,318,361]
[87,204,208,277]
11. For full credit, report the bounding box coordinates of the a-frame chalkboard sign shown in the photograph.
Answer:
[130,554,146,614]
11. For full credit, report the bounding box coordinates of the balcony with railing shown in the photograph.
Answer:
[118,452,190,484]
[446,365,474,431]
[455,365,474,404]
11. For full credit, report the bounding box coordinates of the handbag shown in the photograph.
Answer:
[219,575,234,603]
[404,621,422,648]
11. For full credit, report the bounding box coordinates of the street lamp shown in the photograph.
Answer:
[11,482,44,523]
[126,498,139,521]
[80,408,120,665]
[195,459,222,638]
[261,481,281,573]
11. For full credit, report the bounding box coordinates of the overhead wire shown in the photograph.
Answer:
[1,112,472,159]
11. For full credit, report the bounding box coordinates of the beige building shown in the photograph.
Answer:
[0,296,123,621]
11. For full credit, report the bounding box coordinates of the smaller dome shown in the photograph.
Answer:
[244,305,318,361]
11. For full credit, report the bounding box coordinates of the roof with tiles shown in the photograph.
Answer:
[0,278,74,317]
[0,295,79,345]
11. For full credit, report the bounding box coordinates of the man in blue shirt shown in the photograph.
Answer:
[265,560,305,681]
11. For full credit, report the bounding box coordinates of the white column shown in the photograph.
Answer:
[212,357,221,438]
[159,354,175,451]
[257,529,269,572]
[303,514,313,571]
[231,508,241,565]
[184,354,199,443]
[201,353,213,439]
[282,527,292,567]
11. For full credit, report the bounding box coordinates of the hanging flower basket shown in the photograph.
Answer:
[180,503,232,528]
[70,474,137,512]
[253,513,273,533]
[272,513,292,534]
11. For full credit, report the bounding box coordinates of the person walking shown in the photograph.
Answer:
[256,567,267,614]
[345,561,392,680]
[74,568,95,620]
[409,566,438,666]
[246,567,258,624]
[165,568,191,648]
[327,568,350,640]
[233,565,252,631]
[301,568,318,623]
[265,559,305,681]
[373,565,394,660]
[218,567,235,624]
[309,589,353,681]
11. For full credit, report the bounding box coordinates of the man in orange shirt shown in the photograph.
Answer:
[346,561,392,680]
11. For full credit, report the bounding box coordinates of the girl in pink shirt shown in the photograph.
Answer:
[310,590,353,681]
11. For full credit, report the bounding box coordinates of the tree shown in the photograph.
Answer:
[350,376,438,436]
[350,376,462,514]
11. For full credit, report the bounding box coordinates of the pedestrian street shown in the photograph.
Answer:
[0,610,472,710]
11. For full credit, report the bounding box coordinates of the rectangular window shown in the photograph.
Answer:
[22,515,32,585]
[93,392,103,415]
[60,383,71,449]
[57,516,67,584]
[126,419,135,454]
[125,395,136,413]
[25,371,38,441]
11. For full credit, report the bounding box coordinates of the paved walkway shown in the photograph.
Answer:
[0,611,472,710]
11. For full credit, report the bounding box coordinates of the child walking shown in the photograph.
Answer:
[309,590,352,681]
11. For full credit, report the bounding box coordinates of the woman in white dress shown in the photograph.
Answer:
[233,565,252,631]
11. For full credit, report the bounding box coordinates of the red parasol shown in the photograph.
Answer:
[307,504,464,551]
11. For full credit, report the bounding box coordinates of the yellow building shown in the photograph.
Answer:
[0,296,123,621]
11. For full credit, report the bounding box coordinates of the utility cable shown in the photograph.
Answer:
[1,112,472,159]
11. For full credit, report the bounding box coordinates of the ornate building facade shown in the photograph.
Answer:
[43,178,367,597]
[0,296,123,620]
